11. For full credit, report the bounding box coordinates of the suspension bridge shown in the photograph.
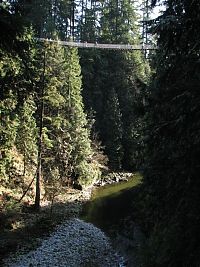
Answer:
[37,38,156,50]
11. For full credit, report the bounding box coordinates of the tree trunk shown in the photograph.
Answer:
[72,0,75,40]
[23,150,26,176]
[34,48,46,211]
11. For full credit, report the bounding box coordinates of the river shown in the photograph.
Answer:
[82,173,144,266]
[2,173,144,267]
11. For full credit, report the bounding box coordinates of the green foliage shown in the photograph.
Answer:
[80,48,150,170]
[79,0,151,171]
[0,93,19,183]
[102,88,124,169]
[0,26,39,187]
[100,0,140,43]
[44,167,61,207]
[16,96,38,173]
[1,0,149,214]
[142,1,200,266]
[0,1,27,53]
[37,41,101,191]
[64,47,101,186]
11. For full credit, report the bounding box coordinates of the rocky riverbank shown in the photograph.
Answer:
[3,218,125,267]
[1,173,140,267]
[95,172,133,186]
[0,185,94,264]
[1,182,126,266]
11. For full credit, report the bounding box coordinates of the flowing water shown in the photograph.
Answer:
[82,173,142,230]
[82,173,144,266]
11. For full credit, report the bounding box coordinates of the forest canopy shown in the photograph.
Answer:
[1,0,200,266]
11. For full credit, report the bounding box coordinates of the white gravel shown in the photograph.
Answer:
[4,218,124,267]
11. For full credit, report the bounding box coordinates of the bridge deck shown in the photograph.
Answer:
[36,38,156,50]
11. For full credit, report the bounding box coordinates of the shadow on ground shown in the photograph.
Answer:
[0,195,87,266]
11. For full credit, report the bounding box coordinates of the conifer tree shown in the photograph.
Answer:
[0,27,38,186]
[142,1,200,266]
[39,39,67,190]
[63,47,101,186]
[102,88,123,169]
[80,0,150,170]
[0,93,19,184]
[16,96,38,176]
[33,40,100,210]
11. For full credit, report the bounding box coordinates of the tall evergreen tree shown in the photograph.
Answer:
[80,0,150,170]
[64,47,101,186]
[102,88,123,169]
[16,96,38,176]
[19,0,80,39]
[0,26,38,187]
[33,40,101,209]
[0,93,19,184]
[142,1,200,266]
[100,0,139,43]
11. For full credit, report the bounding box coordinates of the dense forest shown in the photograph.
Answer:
[0,0,200,266]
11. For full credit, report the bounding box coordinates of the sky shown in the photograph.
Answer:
[135,0,166,24]
[151,2,166,19]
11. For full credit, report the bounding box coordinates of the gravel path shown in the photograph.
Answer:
[4,218,124,267]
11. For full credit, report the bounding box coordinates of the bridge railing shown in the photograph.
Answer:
[36,38,157,50]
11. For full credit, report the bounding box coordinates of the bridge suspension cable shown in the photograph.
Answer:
[36,38,156,51]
